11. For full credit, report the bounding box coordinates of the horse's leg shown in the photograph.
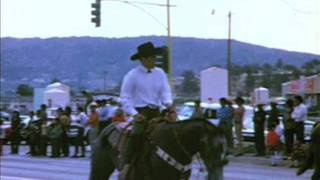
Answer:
[148,154,186,180]
[312,144,320,180]
[312,167,320,180]
[89,139,115,180]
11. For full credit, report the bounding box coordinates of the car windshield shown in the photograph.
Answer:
[243,109,254,130]
[178,105,195,118]
[177,102,255,129]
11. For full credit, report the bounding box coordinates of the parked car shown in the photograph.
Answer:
[1,109,58,144]
[177,102,315,142]
[19,115,32,141]
[177,101,254,141]
[0,112,12,144]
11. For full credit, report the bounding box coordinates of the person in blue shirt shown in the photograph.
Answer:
[98,99,110,134]
[217,97,233,153]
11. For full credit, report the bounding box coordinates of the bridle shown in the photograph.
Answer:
[154,124,209,178]
[154,127,193,176]
[152,121,227,178]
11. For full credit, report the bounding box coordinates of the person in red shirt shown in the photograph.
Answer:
[267,125,280,149]
[267,124,281,166]
[112,109,128,123]
[88,102,100,151]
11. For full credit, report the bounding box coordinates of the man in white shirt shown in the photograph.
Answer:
[70,106,88,157]
[119,42,172,176]
[292,95,308,143]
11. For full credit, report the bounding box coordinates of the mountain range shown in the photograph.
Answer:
[1,36,319,91]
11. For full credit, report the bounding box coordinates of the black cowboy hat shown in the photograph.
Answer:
[130,42,162,60]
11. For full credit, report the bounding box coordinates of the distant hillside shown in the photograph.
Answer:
[1,36,319,90]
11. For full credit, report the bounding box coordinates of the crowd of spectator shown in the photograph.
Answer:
[191,95,318,168]
[0,97,129,158]
[0,94,318,173]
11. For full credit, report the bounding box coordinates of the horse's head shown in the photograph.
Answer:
[199,122,228,180]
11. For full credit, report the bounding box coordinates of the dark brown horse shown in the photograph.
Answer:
[90,118,228,180]
[297,123,320,180]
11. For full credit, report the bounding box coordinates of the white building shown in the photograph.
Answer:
[200,67,228,103]
[282,74,320,106]
[43,82,71,108]
[252,87,270,105]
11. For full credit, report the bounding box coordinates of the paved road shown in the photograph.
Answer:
[0,145,313,180]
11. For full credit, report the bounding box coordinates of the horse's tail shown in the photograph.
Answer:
[297,124,320,176]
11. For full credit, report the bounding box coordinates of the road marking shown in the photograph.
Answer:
[0,176,42,180]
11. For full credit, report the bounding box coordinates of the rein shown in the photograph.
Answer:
[172,127,192,161]
[149,120,222,178]
[155,125,207,178]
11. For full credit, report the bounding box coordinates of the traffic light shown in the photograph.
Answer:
[91,0,101,27]
[155,46,169,74]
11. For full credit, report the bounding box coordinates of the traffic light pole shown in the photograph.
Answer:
[91,0,101,27]
[99,0,175,84]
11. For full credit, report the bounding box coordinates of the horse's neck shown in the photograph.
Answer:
[176,121,205,156]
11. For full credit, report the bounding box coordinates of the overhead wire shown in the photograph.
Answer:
[279,0,319,15]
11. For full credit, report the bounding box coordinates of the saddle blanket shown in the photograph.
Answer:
[107,122,132,153]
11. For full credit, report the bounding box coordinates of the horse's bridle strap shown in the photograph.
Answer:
[155,146,191,173]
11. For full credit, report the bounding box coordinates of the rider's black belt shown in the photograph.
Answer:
[135,106,160,120]
[136,106,159,112]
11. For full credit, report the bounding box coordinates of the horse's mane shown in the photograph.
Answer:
[171,117,211,125]
[166,118,224,137]
[174,118,219,128]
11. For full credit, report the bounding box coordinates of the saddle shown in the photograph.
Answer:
[105,119,167,169]
[107,118,167,152]
[107,122,132,155]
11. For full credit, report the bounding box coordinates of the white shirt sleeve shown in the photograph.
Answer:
[160,70,173,106]
[292,104,307,122]
[80,113,89,127]
[120,72,138,116]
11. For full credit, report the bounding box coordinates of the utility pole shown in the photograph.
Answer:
[78,72,82,92]
[227,11,232,97]
[103,71,107,92]
[100,0,175,82]
[166,0,173,83]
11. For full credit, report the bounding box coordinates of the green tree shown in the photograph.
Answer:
[180,70,199,96]
[16,84,33,96]
[302,59,320,75]
[276,59,284,70]
[245,73,255,96]
[262,63,273,75]
[230,63,243,76]
[51,78,61,83]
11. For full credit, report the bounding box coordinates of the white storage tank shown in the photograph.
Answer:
[43,83,70,108]
[200,67,228,103]
[46,82,70,92]
[253,87,270,105]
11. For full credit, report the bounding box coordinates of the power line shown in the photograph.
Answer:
[121,1,167,29]
[279,0,319,15]
[103,0,176,7]
[103,0,176,30]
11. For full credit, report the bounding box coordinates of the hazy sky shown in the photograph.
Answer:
[1,0,319,54]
